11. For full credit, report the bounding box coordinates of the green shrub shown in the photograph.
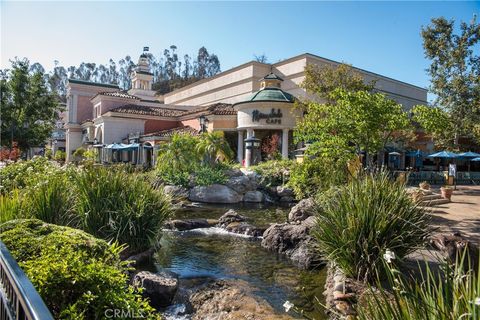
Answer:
[358,250,480,320]
[196,131,234,165]
[288,156,348,199]
[73,147,87,159]
[54,150,66,162]
[312,171,431,281]
[74,166,172,252]
[45,148,52,159]
[0,157,57,194]
[252,159,294,188]
[193,165,228,186]
[0,219,159,319]
[156,133,235,187]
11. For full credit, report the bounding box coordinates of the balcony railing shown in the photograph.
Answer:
[0,241,53,320]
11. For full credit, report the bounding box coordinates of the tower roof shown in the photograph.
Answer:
[233,87,295,106]
[260,72,284,82]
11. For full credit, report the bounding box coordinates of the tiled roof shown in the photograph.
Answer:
[181,103,237,116]
[233,88,295,106]
[142,126,198,138]
[95,91,140,100]
[109,104,185,117]
[68,79,119,89]
[261,72,284,81]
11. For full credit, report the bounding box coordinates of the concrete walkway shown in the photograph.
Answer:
[428,185,480,245]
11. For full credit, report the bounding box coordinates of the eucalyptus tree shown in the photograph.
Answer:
[421,16,480,145]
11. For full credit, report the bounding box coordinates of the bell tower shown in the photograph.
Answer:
[128,47,156,100]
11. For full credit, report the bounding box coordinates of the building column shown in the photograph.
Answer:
[245,128,254,167]
[237,130,244,163]
[282,129,289,159]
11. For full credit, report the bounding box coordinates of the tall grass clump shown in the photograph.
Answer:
[22,173,75,226]
[0,190,24,223]
[74,167,172,252]
[358,250,480,320]
[312,171,431,281]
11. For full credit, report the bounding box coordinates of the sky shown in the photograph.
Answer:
[1,1,479,96]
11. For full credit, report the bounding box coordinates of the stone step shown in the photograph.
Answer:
[418,189,434,195]
[421,194,443,201]
[420,198,450,206]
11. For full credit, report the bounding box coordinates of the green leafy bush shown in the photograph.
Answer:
[156,133,235,187]
[358,250,479,320]
[193,165,228,186]
[312,171,431,281]
[54,150,66,162]
[0,219,159,319]
[252,159,294,188]
[74,166,172,252]
[44,148,52,159]
[0,157,57,194]
[288,156,348,199]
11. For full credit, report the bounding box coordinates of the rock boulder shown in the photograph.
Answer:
[165,219,217,231]
[189,279,293,320]
[288,198,315,222]
[276,186,294,197]
[244,190,264,203]
[223,222,266,237]
[189,184,243,204]
[262,217,321,269]
[217,209,247,227]
[133,271,179,308]
[226,175,257,194]
[163,185,189,199]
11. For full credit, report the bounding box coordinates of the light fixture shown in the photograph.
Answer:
[244,136,261,149]
[93,138,98,145]
[199,115,209,133]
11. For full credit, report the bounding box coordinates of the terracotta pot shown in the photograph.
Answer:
[419,183,430,190]
[441,187,453,201]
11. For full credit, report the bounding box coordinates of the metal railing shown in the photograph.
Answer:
[0,241,53,320]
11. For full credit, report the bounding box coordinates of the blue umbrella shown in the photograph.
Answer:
[459,151,480,158]
[426,151,459,158]
[471,157,480,162]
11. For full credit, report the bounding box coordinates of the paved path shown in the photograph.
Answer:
[428,185,480,245]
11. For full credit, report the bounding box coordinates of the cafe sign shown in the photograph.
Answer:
[252,108,283,124]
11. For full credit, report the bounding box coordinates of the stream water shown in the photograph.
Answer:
[153,203,327,319]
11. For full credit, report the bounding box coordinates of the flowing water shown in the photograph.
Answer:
[154,203,327,319]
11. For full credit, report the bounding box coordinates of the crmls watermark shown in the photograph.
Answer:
[104,308,146,318]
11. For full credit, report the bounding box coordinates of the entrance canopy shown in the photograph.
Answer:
[105,143,141,150]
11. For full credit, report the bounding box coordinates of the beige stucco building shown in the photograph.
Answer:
[63,51,427,166]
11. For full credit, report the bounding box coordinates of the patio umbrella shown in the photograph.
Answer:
[459,152,480,171]
[427,151,459,172]
[471,157,480,161]
[426,151,459,158]
[458,151,480,158]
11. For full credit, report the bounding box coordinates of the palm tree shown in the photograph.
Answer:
[196,131,234,166]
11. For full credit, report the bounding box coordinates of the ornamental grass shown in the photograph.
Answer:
[358,249,480,320]
[312,171,431,281]
[74,166,172,252]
